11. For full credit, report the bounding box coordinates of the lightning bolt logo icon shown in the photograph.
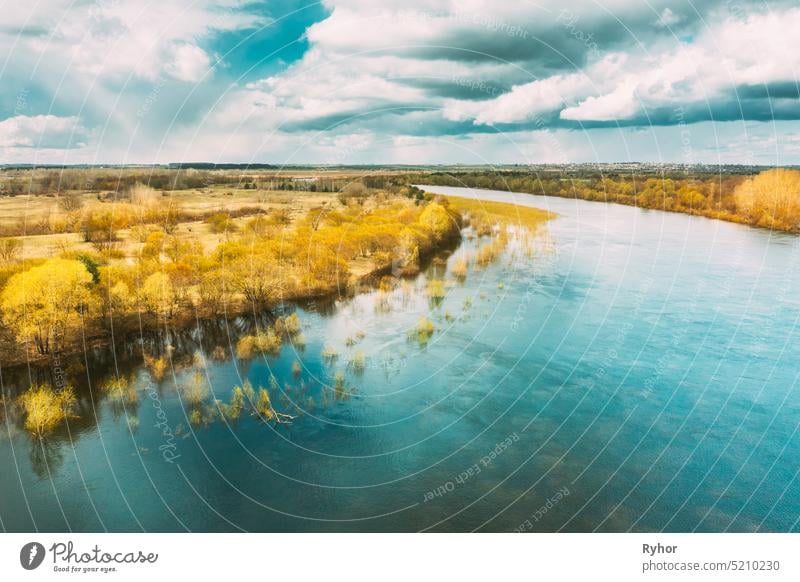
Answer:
[19,542,46,570]
[28,544,38,566]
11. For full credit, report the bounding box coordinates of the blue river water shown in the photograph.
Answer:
[1,185,798,532]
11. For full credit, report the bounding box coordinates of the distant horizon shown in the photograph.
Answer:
[2,162,798,170]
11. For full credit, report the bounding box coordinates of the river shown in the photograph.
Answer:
[1,185,798,532]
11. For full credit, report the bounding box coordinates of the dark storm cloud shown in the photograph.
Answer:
[550,98,800,130]
[398,77,512,100]
[737,82,800,100]
[284,108,563,137]
[302,91,800,138]
[280,106,433,133]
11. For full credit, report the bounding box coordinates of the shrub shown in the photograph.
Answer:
[426,279,446,300]
[255,388,275,420]
[100,375,138,404]
[413,317,435,342]
[206,212,237,234]
[451,257,468,280]
[0,238,22,263]
[17,384,77,437]
[419,203,456,241]
[235,328,282,359]
[219,385,245,422]
[284,312,301,335]
[128,182,159,209]
[140,230,166,260]
[332,371,349,399]
[181,372,208,407]
[145,355,169,382]
[338,182,369,205]
[322,344,339,362]
[57,192,84,212]
[129,224,151,243]
[80,210,118,248]
[197,270,234,311]
[138,272,177,315]
[349,351,366,373]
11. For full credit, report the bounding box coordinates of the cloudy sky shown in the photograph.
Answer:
[1,0,799,165]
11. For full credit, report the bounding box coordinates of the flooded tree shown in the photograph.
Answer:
[17,384,77,438]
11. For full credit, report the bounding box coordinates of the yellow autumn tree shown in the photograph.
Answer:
[138,272,177,316]
[17,384,77,437]
[419,203,457,242]
[734,168,800,230]
[229,252,286,306]
[0,258,94,354]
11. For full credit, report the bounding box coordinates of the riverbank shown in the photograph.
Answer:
[0,193,555,370]
[414,168,800,234]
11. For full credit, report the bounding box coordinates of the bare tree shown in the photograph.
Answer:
[57,192,84,212]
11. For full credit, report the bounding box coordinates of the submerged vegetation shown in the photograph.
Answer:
[445,195,555,233]
[413,316,436,343]
[17,384,77,437]
[451,257,469,280]
[100,375,138,405]
[348,350,366,373]
[236,329,283,359]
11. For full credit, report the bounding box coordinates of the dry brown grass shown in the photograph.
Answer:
[445,195,554,231]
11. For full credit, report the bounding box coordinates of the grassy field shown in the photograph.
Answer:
[2,188,337,259]
[445,195,556,230]
[0,169,563,368]
[0,174,482,365]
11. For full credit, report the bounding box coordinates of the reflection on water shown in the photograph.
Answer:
[1,186,799,532]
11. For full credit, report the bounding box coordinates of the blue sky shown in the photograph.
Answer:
[1,0,799,165]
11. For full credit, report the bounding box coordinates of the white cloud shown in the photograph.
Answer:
[559,81,639,122]
[165,44,213,82]
[7,0,268,82]
[445,72,595,125]
[4,0,800,164]
[456,7,800,125]
[0,115,86,148]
